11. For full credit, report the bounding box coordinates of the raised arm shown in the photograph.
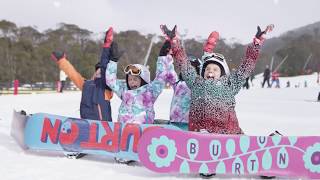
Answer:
[101,28,126,97]
[161,25,198,87]
[229,24,274,94]
[51,52,85,90]
[105,60,127,98]
[99,27,117,91]
[150,54,176,98]
[158,40,178,87]
[174,42,198,87]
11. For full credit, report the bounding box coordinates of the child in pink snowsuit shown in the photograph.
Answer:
[168,25,274,134]
[166,28,220,131]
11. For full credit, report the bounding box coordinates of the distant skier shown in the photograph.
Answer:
[271,71,280,88]
[286,80,290,88]
[262,65,271,88]
[59,70,67,93]
[250,74,255,87]
[243,77,250,89]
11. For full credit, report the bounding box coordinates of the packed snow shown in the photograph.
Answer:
[0,73,319,180]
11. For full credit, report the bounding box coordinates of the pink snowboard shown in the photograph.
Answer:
[138,128,320,178]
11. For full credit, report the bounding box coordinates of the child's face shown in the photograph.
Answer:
[204,63,221,80]
[128,74,142,90]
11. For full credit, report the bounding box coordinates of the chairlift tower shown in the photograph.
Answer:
[270,56,274,72]
[143,35,157,66]
[274,55,288,72]
[303,53,313,71]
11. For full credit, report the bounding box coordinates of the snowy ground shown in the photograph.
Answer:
[0,73,319,180]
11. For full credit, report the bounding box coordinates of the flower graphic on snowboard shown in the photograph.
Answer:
[147,135,177,167]
[303,143,320,173]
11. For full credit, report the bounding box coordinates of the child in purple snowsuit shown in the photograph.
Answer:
[103,29,177,125]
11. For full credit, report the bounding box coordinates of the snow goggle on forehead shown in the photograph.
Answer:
[203,53,225,62]
[124,64,141,75]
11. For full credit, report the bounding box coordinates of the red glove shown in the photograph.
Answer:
[103,27,113,48]
[203,31,219,53]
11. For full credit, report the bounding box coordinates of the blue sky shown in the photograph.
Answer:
[1,0,319,43]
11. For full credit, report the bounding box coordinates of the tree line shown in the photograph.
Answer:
[1,20,319,85]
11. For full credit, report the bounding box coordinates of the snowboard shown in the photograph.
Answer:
[10,110,179,161]
[138,128,320,179]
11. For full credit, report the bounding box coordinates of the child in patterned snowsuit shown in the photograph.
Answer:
[103,30,176,125]
[168,56,200,130]
[101,27,176,164]
[169,25,273,135]
[168,30,219,131]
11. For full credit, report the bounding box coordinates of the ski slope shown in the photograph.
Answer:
[0,73,319,180]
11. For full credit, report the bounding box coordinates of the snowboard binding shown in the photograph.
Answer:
[66,152,87,159]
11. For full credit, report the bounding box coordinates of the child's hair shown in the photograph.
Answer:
[95,62,101,71]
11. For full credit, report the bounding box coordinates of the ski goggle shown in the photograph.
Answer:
[203,53,225,62]
[124,64,141,75]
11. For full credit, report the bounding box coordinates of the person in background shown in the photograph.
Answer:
[243,77,250,89]
[271,71,280,88]
[262,65,271,88]
[59,70,67,93]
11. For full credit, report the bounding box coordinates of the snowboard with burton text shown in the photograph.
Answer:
[138,128,320,178]
[11,110,178,161]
